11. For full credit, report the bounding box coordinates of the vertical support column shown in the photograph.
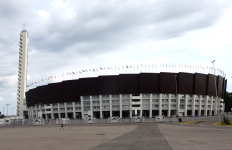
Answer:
[149,94,152,118]
[39,104,42,118]
[110,95,112,118]
[192,95,195,116]
[210,96,213,116]
[214,96,217,115]
[140,94,142,117]
[159,94,162,116]
[100,95,102,119]
[120,94,122,118]
[90,96,93,117]
[204,96,208,116]
[45,114,48,119]
[51,104,54,119]
[72,102,76,119]
[64,103,68,118]
[176,94,180,116]
[34,106,37,118]
[58,103,61,119]
[198,95,201,116]
[81,96,84,119]
[184,94,188,116]
[168,94,171,117]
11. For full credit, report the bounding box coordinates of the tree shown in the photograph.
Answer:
[225,92,232,112]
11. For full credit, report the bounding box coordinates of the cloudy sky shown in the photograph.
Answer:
[0,0,232,115]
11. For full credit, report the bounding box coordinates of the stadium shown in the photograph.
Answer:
[26,72,227,119]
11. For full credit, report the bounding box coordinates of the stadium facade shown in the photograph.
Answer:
[26,73,227,119]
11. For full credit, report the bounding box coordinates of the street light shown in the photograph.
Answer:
[211,60,220,125]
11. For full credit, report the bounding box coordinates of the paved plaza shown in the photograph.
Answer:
[1,122,232,150]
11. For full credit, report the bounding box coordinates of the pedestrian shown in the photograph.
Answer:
[60,122,64,130]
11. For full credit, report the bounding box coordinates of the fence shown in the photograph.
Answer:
[1,114,231,126]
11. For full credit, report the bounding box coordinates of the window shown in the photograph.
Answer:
[180,100,185,103]
[171,104,176,107]
[162,94,168,97]
[67,102,72,105]
[143,104,150,108]
[93,101,100,104]
[23,103,26,106]
[180,105,184,109]
[75,107,81,110]
[102,95,109,98]
[93,95,99,99]
[53,108,58,111]
[83,96,90,100]
[196,100,199,103]
[188,100,192,103]
[152,104,158,107]
[201,105,204,108]
[67,107,73,110]
[113,105,120,108]
[122,105,130,108]
[180,94,185,98]
[60,108,65,111]
[188,105,192,107]
[75,102,81,105]
[195,105,199,108]
[162,104,168,107]
[171,99,176,102]
[93,106,100,109]
[112,100,119,103]
[143,94,149,97]
[23,99,26,102]
[162,99,168,102]
[83,102,90,105]
[208,105,211,108]
[59,103,64,106]
[122,94,129,98]
[171,94,176,97]
[84,106,90,111]
[202,100,205,103]
[102,100,110,103]
[112,95,119,98]
[143,99,150,102]
[152,99,159,102]
[122,100,130,103]
[152,94,159,97]
[103,105,110,109]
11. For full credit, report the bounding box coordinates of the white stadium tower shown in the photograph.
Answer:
[17,29,29,117]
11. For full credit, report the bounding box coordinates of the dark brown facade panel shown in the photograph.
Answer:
[179,73,194,94]
[207,74,218,96]
[194,73,207,95]
[62,80,80,102]
[98,76,119,95]
[79,77,99,96]
[217,76,223,98]
[119,74,140,94]
[140,73,160,93]
[160,72,178,94]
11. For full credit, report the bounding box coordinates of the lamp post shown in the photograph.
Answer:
[3,107,4,116]
[211,60,220,125]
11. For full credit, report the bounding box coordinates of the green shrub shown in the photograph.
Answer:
[223,116,231,125]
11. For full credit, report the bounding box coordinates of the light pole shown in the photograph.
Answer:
[211,60,220,125]
[3,107,4,116]
[12,108,13,116]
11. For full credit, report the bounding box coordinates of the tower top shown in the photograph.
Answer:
[22,24,27,32]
